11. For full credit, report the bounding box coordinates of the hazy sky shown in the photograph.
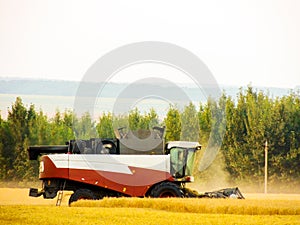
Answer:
[0,0,299,88]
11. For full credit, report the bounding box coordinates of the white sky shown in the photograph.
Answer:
[0,0,299,88]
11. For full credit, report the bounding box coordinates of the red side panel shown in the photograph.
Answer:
[68,167,172,196]
[41,154,174,197]
[39,155,68,179]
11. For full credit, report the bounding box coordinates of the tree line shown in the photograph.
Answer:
[0,87,299,190]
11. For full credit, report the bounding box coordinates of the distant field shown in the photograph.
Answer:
[0,188,299,225]
[0,94,75,119]
[0,94,171,119]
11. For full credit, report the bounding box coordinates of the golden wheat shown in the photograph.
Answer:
[71,197,300,215]
[1,189,300,225]
[1,205,300,225]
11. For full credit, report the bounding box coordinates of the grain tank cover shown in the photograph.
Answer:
[116,128,165,155]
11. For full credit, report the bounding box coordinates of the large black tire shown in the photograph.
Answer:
[69,189,96,206]
[149,182,184,198]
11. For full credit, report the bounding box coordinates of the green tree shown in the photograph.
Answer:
[198,102,211,145]
[128,108,141,130]
[181,102,199,141]
[74,112,97,139]
[267,93,300,185]
[222,87,267,182]
[0,114,14,180]
[97,112,114,138]
[61,110,75,141]
[138,108,159,130]
[164,106,181,141]
[0,115,6,179]
[147,108,159,128]
[35,111,51,145]
[6,97,35,179]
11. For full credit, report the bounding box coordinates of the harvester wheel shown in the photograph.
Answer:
[69,189,96,205]
[149,182,183,198]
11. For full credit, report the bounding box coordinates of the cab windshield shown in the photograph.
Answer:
[170,147,196,178]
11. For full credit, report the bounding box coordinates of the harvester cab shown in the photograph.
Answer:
[166,141,201,181]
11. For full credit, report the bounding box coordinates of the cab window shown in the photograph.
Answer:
[170,148,186,178]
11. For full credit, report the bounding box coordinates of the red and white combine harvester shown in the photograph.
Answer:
[28,127,244,205]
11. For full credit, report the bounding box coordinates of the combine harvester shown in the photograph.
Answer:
[28,127,244,205]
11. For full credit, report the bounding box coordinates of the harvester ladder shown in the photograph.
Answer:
[56,181,66,206]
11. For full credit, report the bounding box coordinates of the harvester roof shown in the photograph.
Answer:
[166,141,201,150]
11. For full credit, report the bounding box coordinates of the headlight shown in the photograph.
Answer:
[39,161,44,173]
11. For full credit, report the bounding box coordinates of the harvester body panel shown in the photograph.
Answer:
[40,154,172,196]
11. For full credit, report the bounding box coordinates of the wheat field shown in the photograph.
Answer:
[0,188,300,225]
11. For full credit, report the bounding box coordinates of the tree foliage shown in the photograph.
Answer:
[97,112,114,138]
[164,106,181,141]
[222,87,300,188]
[180,102,199,141]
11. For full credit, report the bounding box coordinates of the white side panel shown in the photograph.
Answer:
[47,154,68,168]
[48,154,170,175]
